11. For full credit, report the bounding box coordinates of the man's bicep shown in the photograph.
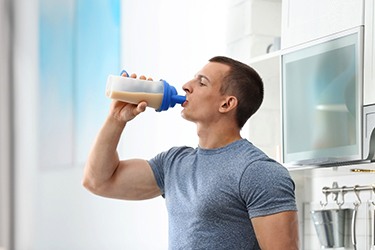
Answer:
[251,211,299,250]
[104,159,162,200]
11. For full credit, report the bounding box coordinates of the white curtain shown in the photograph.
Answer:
[0,0,14,249]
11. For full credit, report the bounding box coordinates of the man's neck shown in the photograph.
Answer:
[196,123,242,149]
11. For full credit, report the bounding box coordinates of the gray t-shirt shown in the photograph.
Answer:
[149,139,297,250]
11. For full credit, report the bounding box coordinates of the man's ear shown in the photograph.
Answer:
[219,96,238,113]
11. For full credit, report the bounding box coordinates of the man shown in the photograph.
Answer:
[83,56,299,249]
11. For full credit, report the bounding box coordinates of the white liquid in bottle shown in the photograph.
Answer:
[108,91,163,109]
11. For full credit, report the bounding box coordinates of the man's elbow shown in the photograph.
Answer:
[82,173,105,196]
[82,176,96,194]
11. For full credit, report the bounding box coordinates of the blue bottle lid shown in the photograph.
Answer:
[157,80,186,112]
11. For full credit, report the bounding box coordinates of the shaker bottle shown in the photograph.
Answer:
[106,74,186,112]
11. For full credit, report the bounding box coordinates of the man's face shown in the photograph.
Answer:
[181,61,230,124]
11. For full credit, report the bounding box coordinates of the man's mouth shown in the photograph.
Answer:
[182,100,188,107]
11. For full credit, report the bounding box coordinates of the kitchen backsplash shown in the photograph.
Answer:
[292,165,375,249]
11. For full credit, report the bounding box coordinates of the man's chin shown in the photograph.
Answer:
[180,111,194,122]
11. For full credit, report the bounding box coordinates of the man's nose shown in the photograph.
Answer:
[182,81,192,94]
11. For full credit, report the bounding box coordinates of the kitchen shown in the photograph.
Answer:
[0,0,374,249]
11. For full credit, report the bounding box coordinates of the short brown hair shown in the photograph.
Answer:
[209,56,264,128]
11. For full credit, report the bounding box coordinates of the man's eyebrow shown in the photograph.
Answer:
[195,74,211,83]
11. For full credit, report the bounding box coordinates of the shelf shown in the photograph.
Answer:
[248,50,281,65]
[288,161,375,177]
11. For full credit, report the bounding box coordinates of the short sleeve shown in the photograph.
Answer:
[148,152,167,195]
[239,160,297,219]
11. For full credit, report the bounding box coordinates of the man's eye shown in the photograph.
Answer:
[199,78,207,86]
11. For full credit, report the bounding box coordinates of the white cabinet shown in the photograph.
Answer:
[282,0,375,105]
[244,53,282,160]
[281,0,364,49]
[235,0,375,159]
[227,0,282,62]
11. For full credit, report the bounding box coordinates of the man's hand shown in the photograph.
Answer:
[109,72,153,123]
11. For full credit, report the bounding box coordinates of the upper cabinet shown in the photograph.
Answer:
[281,0,364,49]
[282,0,375,105]
[227,0,375,162]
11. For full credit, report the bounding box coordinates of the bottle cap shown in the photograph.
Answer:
[157,80,186,111]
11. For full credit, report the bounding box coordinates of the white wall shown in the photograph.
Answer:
[119,0,228,159]
[11,0,228,249]
[117,2,228,247]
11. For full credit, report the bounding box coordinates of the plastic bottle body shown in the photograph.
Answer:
[106,75,186,111]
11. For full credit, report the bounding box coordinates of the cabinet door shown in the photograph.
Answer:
[364,0,375,105]
[282,0,364,48]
